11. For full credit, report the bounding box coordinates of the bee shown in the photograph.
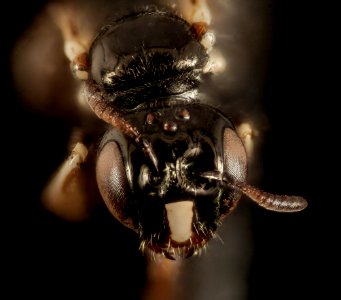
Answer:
[11,0,307,297]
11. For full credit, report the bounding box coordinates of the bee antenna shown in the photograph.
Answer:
[200,171,308,212]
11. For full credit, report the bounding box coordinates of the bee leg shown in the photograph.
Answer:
[178,0,212,25]
[47,2,91,80]
[142,256,181,300]
[178,1,226,75]
[202,47,227,74]
[42,138,96,221]
[47,2,87,62]
[236,122,256,162]
[12,2,93,115]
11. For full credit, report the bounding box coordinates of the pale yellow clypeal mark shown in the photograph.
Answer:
[165,201,194,243]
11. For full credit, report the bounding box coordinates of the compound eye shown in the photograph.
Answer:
[223,128,247,182]
[96,141,134,230]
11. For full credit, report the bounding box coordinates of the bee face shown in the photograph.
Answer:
[96,102,247,259]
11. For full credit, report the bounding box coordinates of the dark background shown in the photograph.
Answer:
[2,1,330,299]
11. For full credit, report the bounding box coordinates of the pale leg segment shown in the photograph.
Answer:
[47,3,87,62]
[178,0,212,25]
[142,256,182,300]
[47,2,90,80]
[236,122,255,162]
[42,142,92,221]
[178,0,226,75]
